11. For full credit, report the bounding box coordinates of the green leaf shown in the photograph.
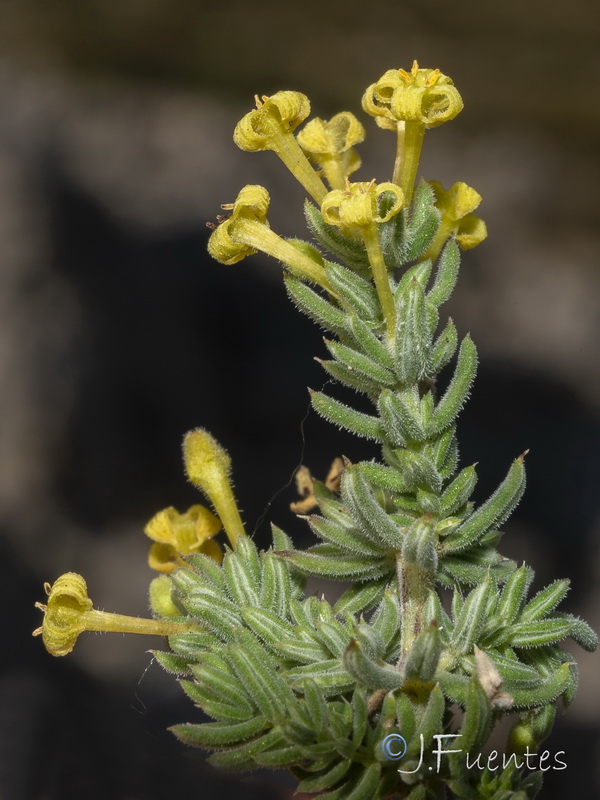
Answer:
[260,549,292,618]
[413,684,445,746]
[179,680,253,722]
[404,182,440,261]
[440,465,478,516]
[450,578,493,654]
[334,576,389,615]
[307,514,386,556]
[395,692,417,744]
[483,653,543,688]
[343,639,404,690]
[241,606,294,645]
[494,619,574,648]
[226,635,294,722]
[318,358,381,394]
[302,679,328,737]
[430,318,458,374]
[423,590,452,643]
[311,391,384,440]
[437,670,470,704]
[351,686,369,747]
[297,760,353,793]
[509,663,573,709]
[429,335,477,435]
[378,388,427,444]
[344,763,382,800]
[439,553,517,587]
[386,448,442,494]
[305,201,369,272]
[497,565,534,624]
[152,650,193,676]
[190,655,256,712]
[428,241,460,308]
[325,261,381,322]
[223,549,259,606]
[315,620,352,658]
[253,743,308,767]
[459,674,492,752]
[284,660,355,694]
[402,516,437,580]
[185,552,227,591]
[171,715,270,748]
[176,587,243,639]
[559,614,598,652]
[393,280,430,385]
[404,622,442,682]
[280,544,391,580]
[207,731,284,770]
[284,274,348,336]
[443,455,526,553]
[342,467,405,549]
[275,638,331,663]
[520,580,570,623]
[371,590,402,656]
[348,314,395,369]
[325,339,397,387]
[431,425,456,471]
[167,631,219,660]
[357,461,408,494]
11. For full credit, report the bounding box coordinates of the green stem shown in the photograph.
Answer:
[272,130,329,205]
[422,219,452,263]
[82,609,195,637]
[393,122,425,206]
[361,225,395,339]
[396,550,432,668]
[392,121,406,187]
[235,220,334,294]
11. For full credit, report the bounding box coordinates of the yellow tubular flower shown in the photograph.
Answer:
[233,91,328,204]
[362,62,463,203]
[144,504,222,574]
[297,112,365,191]
[207,184,333,293]
[183,428,246,548]
[321,181,404,338]
[33,573,193,657]
[423,181,487,262]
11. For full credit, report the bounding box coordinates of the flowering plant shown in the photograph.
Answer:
[35,63,596,799]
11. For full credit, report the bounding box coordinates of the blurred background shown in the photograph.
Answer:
[1,1,599,797]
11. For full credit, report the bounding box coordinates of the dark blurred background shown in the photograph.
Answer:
[1,1,599,798]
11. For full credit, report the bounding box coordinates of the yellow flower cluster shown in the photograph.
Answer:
[34,428,247,656]
[207,62,484,298]
[34,64,488,661]
[362,61,463,130]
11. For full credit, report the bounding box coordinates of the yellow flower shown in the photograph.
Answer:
[362,62,463,203]
[233,91,327,204]
[33,573,191,657]
[208,184,270,266]
[234,90,310,149]
[183,428,246,547]
[144,504,222,574]
[321,181,404,337]
[321,180,404,229]
[207,184,332,292]
[362,62,463,130]
[297,112,365,190]
[424,180,487,262]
